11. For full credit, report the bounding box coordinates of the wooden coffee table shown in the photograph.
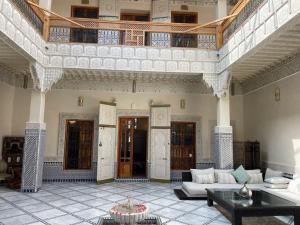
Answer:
[206,189,300,225]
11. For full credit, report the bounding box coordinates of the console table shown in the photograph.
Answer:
[206,189,300,225]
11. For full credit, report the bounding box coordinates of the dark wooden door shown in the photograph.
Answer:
[118,117,148,178]
[65,120,93,170]
[171,122,196,170]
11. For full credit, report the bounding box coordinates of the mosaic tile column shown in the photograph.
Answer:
[21,90,46,192]
[214,126,233,169]
[21,122,46,192]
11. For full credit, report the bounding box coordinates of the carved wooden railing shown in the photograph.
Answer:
[48,17,218,49]
[222,0,266,43]
[9,0,45,35]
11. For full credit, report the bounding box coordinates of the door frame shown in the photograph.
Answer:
[117,116,149,178]
[171,121,196,170]
[64,119,94,170]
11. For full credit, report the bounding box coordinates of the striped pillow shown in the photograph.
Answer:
[195,173,215,184]
[248,173,263,184]
[218,173,237,184]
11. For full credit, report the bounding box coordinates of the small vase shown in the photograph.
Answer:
[239,184,251,198]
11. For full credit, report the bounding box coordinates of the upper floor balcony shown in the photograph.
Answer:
[8,0,266,52]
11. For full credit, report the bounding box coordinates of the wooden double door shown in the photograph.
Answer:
[118,117,148,178]
[171,122,196,170]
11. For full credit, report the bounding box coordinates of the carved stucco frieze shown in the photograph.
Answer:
[203,71,231,97]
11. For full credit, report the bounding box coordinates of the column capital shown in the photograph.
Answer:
[29,62,63,92]
[214,126,233,133]
[203,71,231,98]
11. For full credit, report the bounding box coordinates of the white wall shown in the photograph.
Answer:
[0,82,30,158]
[0,82,15,158]
[244,72,300,174]
[44,89,244,162]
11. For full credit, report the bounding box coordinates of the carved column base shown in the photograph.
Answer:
[214,126,233,169]
[21,123,46,192]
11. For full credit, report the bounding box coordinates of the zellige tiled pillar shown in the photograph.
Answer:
[21,91,46,192]
[214,90,233,169]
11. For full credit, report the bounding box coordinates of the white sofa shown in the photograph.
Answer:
[182,182,264,198]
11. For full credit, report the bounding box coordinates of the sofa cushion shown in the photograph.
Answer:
[190,168,214,183]
[265,168,283,179]
[182,182,264,197]
[217,173,237,184]
[264,183,289,189]
[248,173,263,184]
[265,177,290,184]
[232,165,250,184]
[195,173,214,184]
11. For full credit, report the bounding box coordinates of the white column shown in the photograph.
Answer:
[21,90,46,192]
[214,90,233,169]
[217,0,228,18]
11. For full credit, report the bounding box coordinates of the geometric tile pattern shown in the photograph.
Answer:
[0,182,231,225]
[198,35,216,50]
[214,130,233,169]
[43,162,97,182]
[49,27,70,43]
[21,127,46,193]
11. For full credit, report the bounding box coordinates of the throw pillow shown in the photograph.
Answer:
[190,168,214,183]
[232,165,251,184]
[246,169,261,174]
[217,172,237,184]
[195,173,215,184]
[287,178,300,194]
[214,169,233,182]
[265,177,290,184]
[265,168,283,179]
[248,173,264,184]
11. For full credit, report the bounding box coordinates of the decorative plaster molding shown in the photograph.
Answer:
[29,62,63,92]
[203,71,231,97]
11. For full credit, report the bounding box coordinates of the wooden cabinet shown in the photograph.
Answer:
[2,137,24,189]
[233,141,260,169]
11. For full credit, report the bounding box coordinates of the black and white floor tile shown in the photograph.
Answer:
[0,182,231,225]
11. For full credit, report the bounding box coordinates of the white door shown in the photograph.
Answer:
[150,105,171,181]
[151,129,170,180]
[97,102,116,182]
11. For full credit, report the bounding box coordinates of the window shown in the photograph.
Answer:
[171,12,198,48]
[70,6,99,43]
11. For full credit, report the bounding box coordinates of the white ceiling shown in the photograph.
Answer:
[0,37,29,74]
[230,17,300,83]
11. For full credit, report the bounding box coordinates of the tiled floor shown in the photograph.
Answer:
[0,182,231,225]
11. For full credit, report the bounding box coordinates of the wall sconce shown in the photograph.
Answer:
[78,96,84,107]
[275,87,280,102]
[180,99,186,109]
